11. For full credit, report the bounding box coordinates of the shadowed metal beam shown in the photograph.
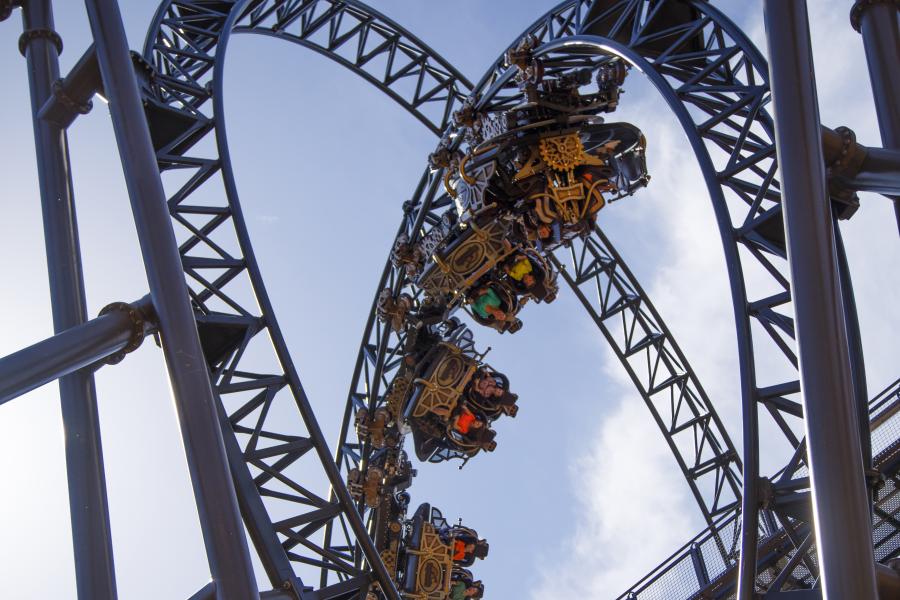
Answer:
[84,0,259,597]
[0,296,155,405]
[764,1,877,598]
[852,0,900,233]
[19,2,117,596]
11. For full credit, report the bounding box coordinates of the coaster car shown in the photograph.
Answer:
[458,120,648,248]
[368,319,479,436]
[415,216,558,333]
[399,504,488,600]
[401,337,514,464]
[416,217,515,306]
[400,504,454,599]
[435,47,648,250]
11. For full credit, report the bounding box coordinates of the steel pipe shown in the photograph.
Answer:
[37,42,102,128]
[20,1,116,597]
[853,0,900,232]
[764,1,878,598]
[82,1,259,597]
[0,297,154,406]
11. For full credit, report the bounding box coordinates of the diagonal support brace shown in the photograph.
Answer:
[0,295,156,405]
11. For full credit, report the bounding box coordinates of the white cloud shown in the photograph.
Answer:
[531,391,701,598]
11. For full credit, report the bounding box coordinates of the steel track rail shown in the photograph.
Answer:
[336,0,886,596]
[141,1,471,597]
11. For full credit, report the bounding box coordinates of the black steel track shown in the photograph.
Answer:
[136,0,894,598]
[141,1,471,597]
[335,0,887,597]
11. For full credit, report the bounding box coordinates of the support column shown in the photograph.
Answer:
[852,0,900,233]
[20,1,117,598]
[764,1,877,598]
[82,1,258,597]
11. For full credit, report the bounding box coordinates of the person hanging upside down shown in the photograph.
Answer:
[504,253,536,288]
[449,581,481,600]
[452,539,477,563]
[470,285,509,322]
[451,405,484,437]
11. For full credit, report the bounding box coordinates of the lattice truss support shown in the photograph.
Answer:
[334,0,896,596]
[131,0,898,597]
[140,0,471,596]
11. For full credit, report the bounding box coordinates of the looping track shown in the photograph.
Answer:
[139,0,898,597]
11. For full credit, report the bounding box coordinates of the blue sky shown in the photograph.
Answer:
[0,1,898,599]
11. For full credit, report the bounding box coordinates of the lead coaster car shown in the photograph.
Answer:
[463,122,648,243]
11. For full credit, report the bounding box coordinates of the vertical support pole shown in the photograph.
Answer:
[81,1,259,598]
[20,2,117,598]
[853,0,900,234]
[764,2,877,598]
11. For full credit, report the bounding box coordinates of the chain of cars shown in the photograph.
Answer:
[360,36,650,599]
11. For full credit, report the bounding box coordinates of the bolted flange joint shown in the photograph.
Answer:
[98,300,151,365]
[822,125,866,219]
[850,0,900,32]
[18,27,62,56]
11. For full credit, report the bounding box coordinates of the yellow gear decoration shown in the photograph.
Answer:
[539,133,586,172]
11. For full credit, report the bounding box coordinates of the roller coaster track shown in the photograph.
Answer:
[335,0,887,596]
[142,1,470,597]
[137,0,893,597]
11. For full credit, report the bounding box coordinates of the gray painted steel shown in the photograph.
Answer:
[855,0,900,232]
[764,1,877,598]
[83,0,259,597]
[19,1,117,597]
[0,297,154,405]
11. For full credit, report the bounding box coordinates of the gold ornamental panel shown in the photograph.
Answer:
[408,523,453,599]
[411,345,477,419]
[539,133,586,172]
[448,242,486,275]
[419,219,515,299]
[435,353,467,388]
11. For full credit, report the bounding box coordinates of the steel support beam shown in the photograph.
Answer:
[20,1,115,597]
[37,43,101,128]
[0,297,154,405]
[82,1,259,598]
[853,0,900,232]
[764,2,877,598]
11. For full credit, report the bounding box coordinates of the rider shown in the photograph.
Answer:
[450,405,485,437]
[470,285,508,322]
[504,253,536,288]
[449,581,481,600]
[452,539,476,562]
[448,567,484,600]
[470,370,517,414]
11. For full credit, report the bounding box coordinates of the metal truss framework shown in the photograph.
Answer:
[334,0,895,597]
[2,0,894,598]
[141,0,471,597]
[66,0,888,597]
